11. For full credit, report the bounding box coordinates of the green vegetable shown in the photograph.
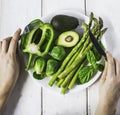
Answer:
[33,72,46,80]
[46,59,58,76]
[76,49,104,85]
[56,31,80,47]
[51,15,79,32]
[77,66,97,84]
[34,57,46,74]
[91,40,105,61]
[20,19,54,70]
[23,19,44,34]
[96,64,104,72]
[49,12,107,94]
[92,46,102,61]
[50,46,66,61]
[68,61,85,89]
[87,50,97,68]
[21,13,107,94]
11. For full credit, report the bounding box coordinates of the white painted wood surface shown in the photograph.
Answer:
[86,1,120,115]
[0,0,120,115]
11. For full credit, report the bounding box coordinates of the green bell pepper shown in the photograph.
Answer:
[20,20,54,70]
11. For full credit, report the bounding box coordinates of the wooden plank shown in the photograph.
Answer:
[42,0,87,115]
[0,0,42,115]
[86,0,120,114]
[0,0,42,39]
[43,89,87,115]
[86,0,120,55]
[3,75,41,115]
[42,0,85,16]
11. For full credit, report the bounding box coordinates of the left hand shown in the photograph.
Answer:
[0,28,21,111]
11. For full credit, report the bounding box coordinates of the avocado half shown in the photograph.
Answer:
[56,31,80,47]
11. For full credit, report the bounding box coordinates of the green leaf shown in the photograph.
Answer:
[87,50,97,68]
[92,47,101,61]
[96,64,104,72]
[91,41,105,61]
[77,66,97,84]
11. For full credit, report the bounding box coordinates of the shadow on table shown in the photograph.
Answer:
[3,52,28,115]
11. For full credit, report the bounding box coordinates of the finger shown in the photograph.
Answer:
[1,37,12,53]
[106,51,116,77]
[8,28,21,54]
[115,59,120,76]
[100,60,108,83]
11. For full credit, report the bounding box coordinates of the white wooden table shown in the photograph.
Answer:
[0,0,120,115]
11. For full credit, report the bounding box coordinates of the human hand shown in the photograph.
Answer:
[95,51,120,115]
[0,28,21,111]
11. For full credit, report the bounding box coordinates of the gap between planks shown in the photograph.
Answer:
[84,1,89,115]
[41,0,44,115]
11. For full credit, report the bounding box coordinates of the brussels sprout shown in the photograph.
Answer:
[46,59,58,76]
[34,57,46,74]
[33,72,46,80]
[50,46,66,61]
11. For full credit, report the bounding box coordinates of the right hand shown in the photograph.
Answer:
[99,51,120,106]
[95,51,120,115]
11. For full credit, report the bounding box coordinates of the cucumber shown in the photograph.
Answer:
[51,15,79,32]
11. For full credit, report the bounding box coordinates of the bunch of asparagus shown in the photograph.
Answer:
[48,12,107,94]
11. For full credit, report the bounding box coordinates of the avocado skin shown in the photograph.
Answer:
[51,15,79,32]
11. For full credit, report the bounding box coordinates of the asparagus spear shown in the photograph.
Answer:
[56,79,64,87]
[61,66,78,88]
[61,84,69,94]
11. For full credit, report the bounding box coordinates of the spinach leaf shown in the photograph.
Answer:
[91,41,105,61]
[96,64,104,72]
[87,50,97,68]
[77,66,97,84]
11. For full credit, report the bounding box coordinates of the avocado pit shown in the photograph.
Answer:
[65,36,73,42]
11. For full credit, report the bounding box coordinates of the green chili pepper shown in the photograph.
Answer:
[20,19,54,70]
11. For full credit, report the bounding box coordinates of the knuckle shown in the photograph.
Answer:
[12,38,17,42]
[108,77,115,83]
[8,52,15,59]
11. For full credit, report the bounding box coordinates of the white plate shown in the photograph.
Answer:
[27,10,106,94]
